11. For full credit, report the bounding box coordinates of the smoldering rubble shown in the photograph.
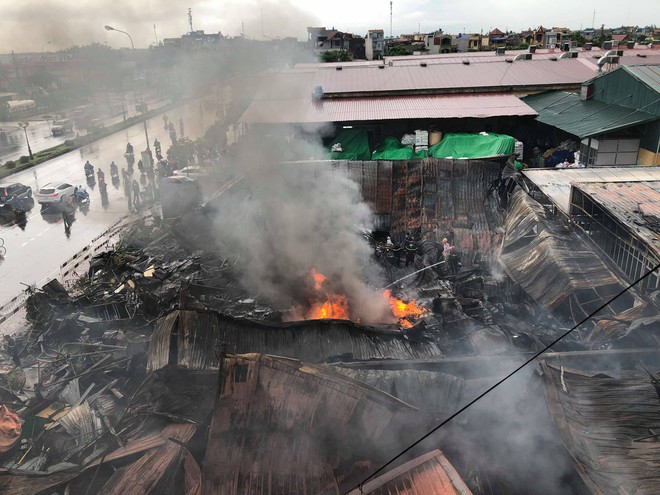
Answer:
[0,151,659,494]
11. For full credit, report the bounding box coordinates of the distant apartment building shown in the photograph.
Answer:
[365,29,385,60]
[307,27,365,60]
[424,30,452,53]
[455,33,481,52]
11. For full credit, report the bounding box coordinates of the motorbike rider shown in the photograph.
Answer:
[109,161,118,177]
[73,185,88,201]
[84,160,94,176]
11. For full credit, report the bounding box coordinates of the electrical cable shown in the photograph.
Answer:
[348,261,660,494]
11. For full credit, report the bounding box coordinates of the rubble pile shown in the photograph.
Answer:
[0,187,657,493]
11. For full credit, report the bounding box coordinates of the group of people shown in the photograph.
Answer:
[380,232,419,267]
[378,232,460,275]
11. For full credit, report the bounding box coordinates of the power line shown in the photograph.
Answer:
[348,261,660,493]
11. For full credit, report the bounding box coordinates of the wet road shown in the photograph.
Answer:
[0,120,67,164]
[0,98,216,303]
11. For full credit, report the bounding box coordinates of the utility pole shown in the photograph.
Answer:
[390,1,393,38]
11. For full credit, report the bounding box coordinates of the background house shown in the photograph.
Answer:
[365,29,385,60]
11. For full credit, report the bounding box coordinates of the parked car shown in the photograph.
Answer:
[51,119,74,136]
[172,166,208,180]
[35,182,76,204]
[0,183,32,206]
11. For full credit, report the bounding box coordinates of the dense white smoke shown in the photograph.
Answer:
[209,128,395,325]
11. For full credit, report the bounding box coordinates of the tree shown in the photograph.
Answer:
[321,50,352,63]
[385,45,413,56]
[166,137,196,167]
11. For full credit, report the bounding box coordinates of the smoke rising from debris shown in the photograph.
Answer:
[210,128,395,325]
[1,0,319,51]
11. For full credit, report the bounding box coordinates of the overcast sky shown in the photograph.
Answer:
[3,0,659,52]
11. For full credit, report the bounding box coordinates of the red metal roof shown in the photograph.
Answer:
[309,58,595,95]
[240,93,537,124]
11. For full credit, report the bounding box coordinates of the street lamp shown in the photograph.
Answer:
[41,41,51,59]
[17,122,33,160]
[104,25,150,152]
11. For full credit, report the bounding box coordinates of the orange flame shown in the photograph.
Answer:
[304,270,428,327]
[307,294,350,320]
[307,268,350,320]
[310,268,326,291]
[384,289,429,328]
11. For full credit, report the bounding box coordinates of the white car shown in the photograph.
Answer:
[172,167,208,180]
[35,182,76,204]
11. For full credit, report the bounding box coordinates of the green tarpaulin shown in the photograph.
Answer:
[429,133,515,159]
[371,137,429,160]
[372,137,414,160]
[327,128,372,161]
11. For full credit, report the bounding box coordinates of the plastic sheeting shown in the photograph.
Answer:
[372,137,415,160]
[327,128,372,161]
[372,137,429,160]
[429,133,515,159]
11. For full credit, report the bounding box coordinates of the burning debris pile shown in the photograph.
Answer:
[0,154,658,494]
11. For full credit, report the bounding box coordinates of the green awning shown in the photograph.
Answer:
[522,91,658,139]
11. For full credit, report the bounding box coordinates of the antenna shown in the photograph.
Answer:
[390,1,393,38]
[188,7,194,33]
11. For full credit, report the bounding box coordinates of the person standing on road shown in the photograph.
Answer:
[132,179,141,208]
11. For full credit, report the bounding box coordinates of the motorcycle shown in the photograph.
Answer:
[86,173,96,189]
[125,151,135,166]
[73,189,90,209]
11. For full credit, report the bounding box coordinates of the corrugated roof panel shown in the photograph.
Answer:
[241,93,536,124]
[541,362,660,495]
[523,91,657,138]
[623,64,660,93]
[574,181,660,254]
[523,166,660,214]
[308,59,595,95]
[349,450,473,495]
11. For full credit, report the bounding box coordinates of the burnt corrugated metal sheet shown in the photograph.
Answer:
[201,353,437,495]
[330,367,466,414]
[523,167,660,215]
[500,189,644,322]
[99,425,195,495]
[541,362,660,495]
[349,450,473,495]
[572,181,660,255]
[522,91,657,138]
[0,423,195,495]
[389,159,502,265]
[148,309,445,371]
[242,93,536,124]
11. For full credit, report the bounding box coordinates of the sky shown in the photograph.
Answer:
[1,0,658,52]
